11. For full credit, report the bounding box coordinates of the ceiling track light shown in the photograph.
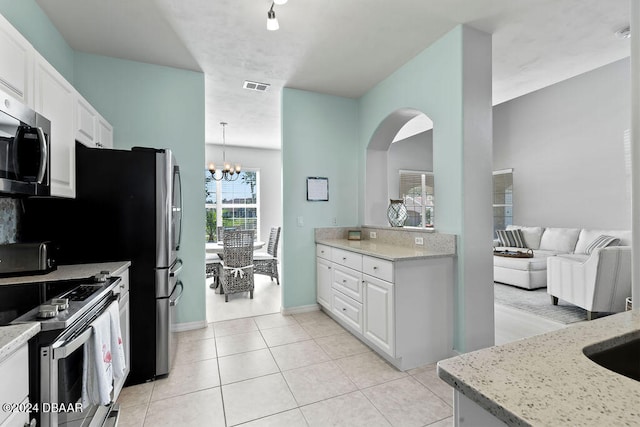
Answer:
[615,26,631,39]
[267,2,284,31]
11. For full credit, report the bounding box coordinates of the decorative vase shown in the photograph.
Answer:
[387,199,408,227]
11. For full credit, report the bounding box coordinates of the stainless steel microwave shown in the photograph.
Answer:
[0,93,51,196]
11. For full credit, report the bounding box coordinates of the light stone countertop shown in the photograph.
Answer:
[0,323,40,364]
[437,310,640,426]
[0,261,131,286]
[316,238,455,261]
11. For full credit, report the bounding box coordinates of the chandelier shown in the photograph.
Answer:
[208,122,241,181]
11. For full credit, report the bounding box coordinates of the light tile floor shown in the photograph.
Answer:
[117,311,454,426]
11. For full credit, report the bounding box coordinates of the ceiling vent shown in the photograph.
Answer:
[243,80,270,92]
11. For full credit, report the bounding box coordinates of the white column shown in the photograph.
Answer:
[632,0,640,307]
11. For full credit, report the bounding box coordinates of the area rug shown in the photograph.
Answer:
[493,282,588,324]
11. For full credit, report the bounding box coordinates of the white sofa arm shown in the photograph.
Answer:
[547,246,631,313]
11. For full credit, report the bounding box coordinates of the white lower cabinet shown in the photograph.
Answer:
[316,257,332,309]
[363,274,394,357]
[316,243,454,370]
[0,345,29,427]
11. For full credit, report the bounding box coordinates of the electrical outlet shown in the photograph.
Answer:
[332,217,337,225]
[297,216,304,227]
[415,237,424,245]
[370,231,377,239]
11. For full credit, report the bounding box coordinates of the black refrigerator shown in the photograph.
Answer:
[22,142,183,385]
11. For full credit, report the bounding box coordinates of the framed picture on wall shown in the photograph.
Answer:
[307,177,329,201]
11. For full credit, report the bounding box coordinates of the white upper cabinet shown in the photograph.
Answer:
[97,115,113,148]
[0,14,33,106]
[76,93,113,149]
[34,52,76,198]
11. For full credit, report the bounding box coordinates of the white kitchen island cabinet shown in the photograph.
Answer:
[316,239,455,371]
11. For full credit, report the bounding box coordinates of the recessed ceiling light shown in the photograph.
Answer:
[615,26,631,39]
[243,80,270,92]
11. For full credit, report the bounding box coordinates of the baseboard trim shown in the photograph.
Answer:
[281,304,320,315]
[172,320,208,332]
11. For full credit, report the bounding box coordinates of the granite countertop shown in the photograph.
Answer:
[0,261,131,286]
[316,238,455,261]
[0,323,40,364]
[437,310,640,426]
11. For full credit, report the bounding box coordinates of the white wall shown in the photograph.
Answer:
[387,130,433,199]
[205,144,282,246]
[493,58,631,230]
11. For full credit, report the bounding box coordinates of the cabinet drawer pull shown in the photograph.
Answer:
[342,279,347,283]
[342,257,347,261]
[342,308,347,311]
[373,266,378,270]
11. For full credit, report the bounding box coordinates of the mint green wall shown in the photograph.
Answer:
[74,53,206,324]
[0,3,206,325]
[0,0,75,82]
[281,89,359,308]
[282,26,494,353]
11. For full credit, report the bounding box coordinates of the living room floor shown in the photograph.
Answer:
[116,310,454,427]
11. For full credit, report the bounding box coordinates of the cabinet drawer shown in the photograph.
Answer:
[0,345,28,426]
[332,248,362,271]
[363,256,394,282]
[332,291,363,333]
[316,244,332,260]
[332,265,362,303]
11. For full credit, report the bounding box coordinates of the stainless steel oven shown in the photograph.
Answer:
[10,275,124,427]
[0,93,51,196]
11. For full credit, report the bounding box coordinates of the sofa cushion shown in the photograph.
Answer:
[493,254,549,271]
[496,229,526,248]
[506,225,544,249]
[538,228,580,253]
[574,229,631,254]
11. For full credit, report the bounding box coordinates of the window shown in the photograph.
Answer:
[205,170,259,241]
[493,169,513,237]
[399,170,434,228]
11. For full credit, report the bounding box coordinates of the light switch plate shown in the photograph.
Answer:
[370,231,377,239]
[297,216,304,227]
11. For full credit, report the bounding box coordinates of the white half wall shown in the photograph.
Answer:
[493,58,631,229]
[205,144,282,245]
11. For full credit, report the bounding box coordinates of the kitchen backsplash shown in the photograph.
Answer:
[0,198,20,243]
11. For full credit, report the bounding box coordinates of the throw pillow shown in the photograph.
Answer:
[585,235,620,255]
[497,229,527,248]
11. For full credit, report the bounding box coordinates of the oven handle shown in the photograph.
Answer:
[52,292,120,359]
[52,327,93,359]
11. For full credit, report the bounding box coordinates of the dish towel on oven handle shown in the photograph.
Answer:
[82,306,113,406]
[108,300,126,379]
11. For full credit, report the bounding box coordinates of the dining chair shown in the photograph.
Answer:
[254,226,281,285]
[206,253,221,289]
[220,229,255,302]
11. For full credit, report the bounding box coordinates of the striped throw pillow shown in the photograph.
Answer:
[585,235,620,255]
[497,229,527,248]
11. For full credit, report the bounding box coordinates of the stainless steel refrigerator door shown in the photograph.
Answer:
[155,149,178,269]
[155,258,183,298]
[156,280,183,377]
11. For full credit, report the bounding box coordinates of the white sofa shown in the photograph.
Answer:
[493,225,631,292]
[494,225,580,289]
[547,229,632,319]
